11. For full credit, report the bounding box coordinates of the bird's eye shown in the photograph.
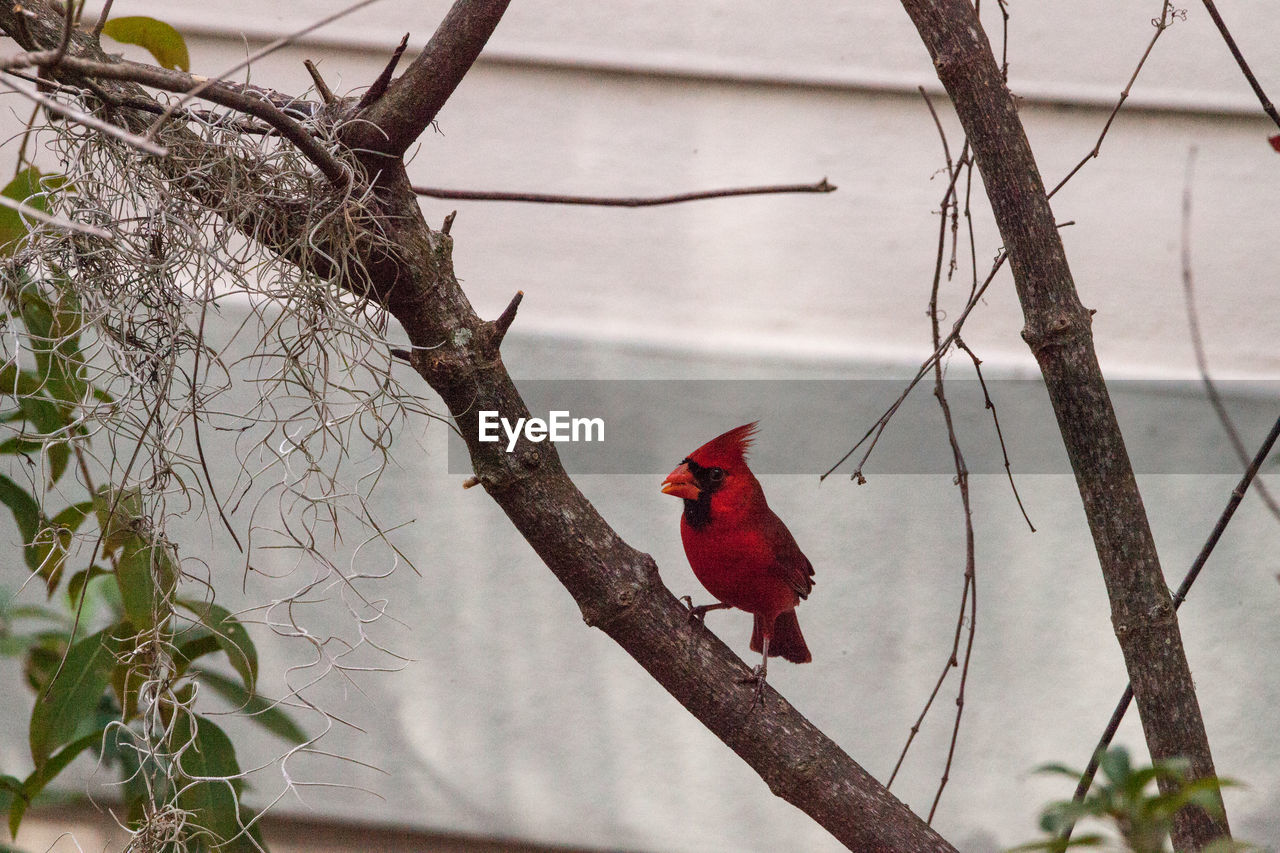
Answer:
[708,467,725,484]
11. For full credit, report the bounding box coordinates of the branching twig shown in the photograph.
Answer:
[900,0,1229,844]
[1047,2,1180,199]
[921,88,978,824]
[412,179,837,207]
[955,337,1034,531]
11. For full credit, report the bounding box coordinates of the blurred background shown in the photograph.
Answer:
[3,1,1279,851]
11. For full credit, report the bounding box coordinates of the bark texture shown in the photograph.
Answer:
[898,1,1228,848]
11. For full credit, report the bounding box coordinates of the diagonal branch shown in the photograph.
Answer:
[898,0,1229,848]
[349,0,512,156]
[340,162,958,852]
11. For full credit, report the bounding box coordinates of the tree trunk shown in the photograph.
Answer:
[898,1,1228,848]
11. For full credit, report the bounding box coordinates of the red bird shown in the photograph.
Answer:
[661,422,814,699]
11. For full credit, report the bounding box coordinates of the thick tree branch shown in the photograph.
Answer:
[347,0,512,156]
[898,1,1228,848]
[346,163,957,852]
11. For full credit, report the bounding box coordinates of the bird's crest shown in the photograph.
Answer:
[687,421,759,468]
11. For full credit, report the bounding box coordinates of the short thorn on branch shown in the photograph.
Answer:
[390,347,414,363]
[462,476,482,489]
[489,290,524,349]
[303,59,336,105]
[441,210,457,235]
[357,33,411,110]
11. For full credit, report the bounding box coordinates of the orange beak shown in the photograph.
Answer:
[661,462,701,500]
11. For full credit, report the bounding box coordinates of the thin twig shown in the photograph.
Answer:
[1200,0,1280,132]
[1047,2,1179,199]
[923,90,977,824]
[955,337,1035,531]
[1180,147,1280,519]
[1062,412,1280,843]
[412,179,837,207]
[884,89,980,820]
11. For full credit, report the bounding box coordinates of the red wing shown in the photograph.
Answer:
[761,509,815,599]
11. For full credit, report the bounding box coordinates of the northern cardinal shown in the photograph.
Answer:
[661,422,814,701]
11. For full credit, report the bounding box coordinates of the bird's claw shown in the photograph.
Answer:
[737,665,768,711]
[681,596,712,625]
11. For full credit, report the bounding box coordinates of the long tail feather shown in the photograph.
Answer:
[750,611,811,664]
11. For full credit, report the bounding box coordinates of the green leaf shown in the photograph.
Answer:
[0,168,46,255]
[0,474,39,549]
[172,626,219,673]
[9,729,101,837]
[0,775,22,829]
[1097,746,1132,787]
[171,713,255,850]
[65,565,111,610]
[101,17,190,71]
[194,668,308,745]
[115,541,176,631]
[93,485,144,557]
[0,365,47,401]
[178,599,257,692]
[29,625,120,765]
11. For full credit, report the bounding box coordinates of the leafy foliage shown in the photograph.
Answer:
[1013,746,1249,853]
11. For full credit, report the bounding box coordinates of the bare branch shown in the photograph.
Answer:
[351,0,513,156]
[1200,0,1280,133]
[413,179,836,207]
[1047,2,1179,199]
